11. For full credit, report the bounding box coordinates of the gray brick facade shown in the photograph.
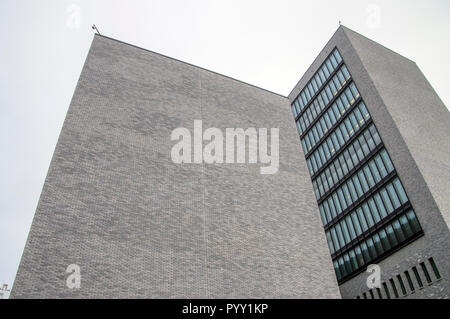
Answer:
[12,35,341,299]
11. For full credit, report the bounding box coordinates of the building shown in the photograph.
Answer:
[11,32,340,299]
[12,26,449,299]
[0,284,11,299]
[288,26,450,299]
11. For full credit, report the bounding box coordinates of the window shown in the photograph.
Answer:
[292,57,422,284]
[397,275,407,296]
[404,271,415,292]
[389,279,399,298]
[428,257,441,280]
[412,266,424,288]
[420,262,432,284]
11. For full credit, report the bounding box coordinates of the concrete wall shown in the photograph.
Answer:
[289,26,450,299]
[12,35,340,299]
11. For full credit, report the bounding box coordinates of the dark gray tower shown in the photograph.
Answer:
[289,26,450,299]
[12,35,340,298]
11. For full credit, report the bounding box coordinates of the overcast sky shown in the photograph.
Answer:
[1,0,449,289]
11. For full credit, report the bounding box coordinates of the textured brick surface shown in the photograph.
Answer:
[12,35,340,299]
[289,26,450,299]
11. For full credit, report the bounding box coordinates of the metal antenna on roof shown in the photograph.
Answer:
[92,24,101,35]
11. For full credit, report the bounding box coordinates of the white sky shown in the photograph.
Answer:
[1,0,449,289]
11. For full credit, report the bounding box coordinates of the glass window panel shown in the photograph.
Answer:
[318,68,326,82]
[351,212,363,236]
[358,170,370,193]
[393,178,408,204]
[322,64,330,78]
[368,198,381,224]
[354,139,365,161]
[324,113,333,129]
[347,180,359,202]
[399,215,413,238]
[406,210,421,233]
[369,161,382,183]
[334,261,341,281]
[350,144,360,167]
[341,65,350,79]
[305,87,311,101]
[359,134,370,156]
[373,233,384,255]
[338,257,347,277]
[336,126,346,146]
[327,139,336,159]
[325,86,334,101]
[349,250,359,270]
[364,129,375,150]
[329,80,338,96]
[321,90,330,106]
[311,78,318,92]
[381,188,395,214]
[363,165,375,187]
[387,183,401,209]
[307,159,313,175]
[362,203,375,227]
[379,229,392,250]
[330,164,338,185]
[328,197,337,219]
[326,60,334,73]
[344,119,353,139]
[334,50,343,64]
[332,193,342,215]
[301,139,308,154]
[374,193,388,218]
[315,74,322,88]
[337,70,346,85]
[326,231,335,254]
[352,175,364,197]
[355,246,365,266]
[341,93,351,110]
[341,220,351,245]
[331,228,340,250]
[375,155,388,178]
[380,149,394,173]
[330,54,338,68]
[386,224,398,246]
[392,220,406,242]
[342,183,353,206]
[336,223,346,248]
[350,83,360,99]
[343,253,353,273]
[328,108,337,125]
[346,215,357,241]
[357,208,369,232]
[375,154,388,178]
[359,103,370,120]
[337,188,348,211]
[360,242,371,263]
[345,88,355,105]
[319,205,327,225]
[336,99,345,117]
[369,125,381,145]
[333,76,342,93]
[339,154,349,176]
[366,238,378,259]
